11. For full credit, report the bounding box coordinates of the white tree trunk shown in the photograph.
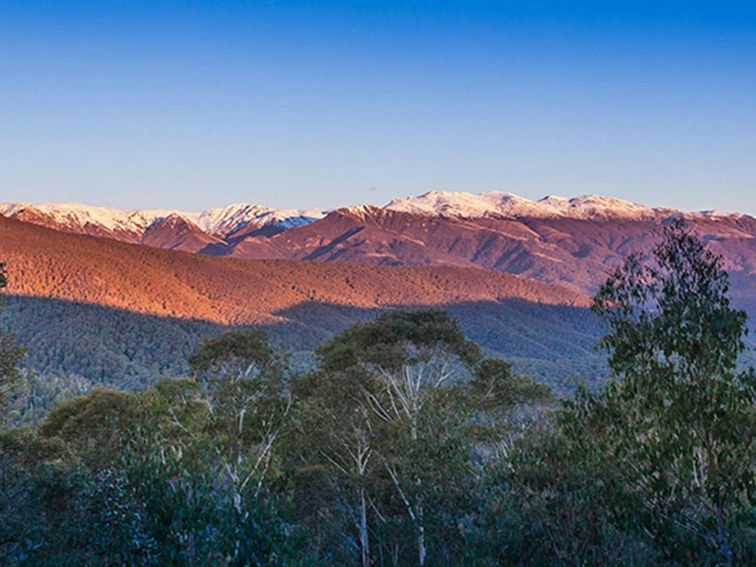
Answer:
[417,521,427,566]
[359,487,371,567]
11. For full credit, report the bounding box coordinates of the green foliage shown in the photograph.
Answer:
[188,329,278,379]
[317,309,482,372]
[536,221,756,565]
[115,344,299,566]
[4,371,92,427]
[594,218,747,381]
[0,429,157,565]
[301,310,548,566]
[469,357,552,410]
[471,424,661,566]
[39,388,141,469]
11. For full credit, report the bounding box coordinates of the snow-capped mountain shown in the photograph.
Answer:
[185,203,325,236]
[1,190,754,316]
[382,190,736,221]
[1,191,746,243]
[0,201,326,250]
[0,201,171,236]
[2,191,753,281]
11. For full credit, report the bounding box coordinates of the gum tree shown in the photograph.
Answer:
[317,310,482,566]
[565,220,755,563]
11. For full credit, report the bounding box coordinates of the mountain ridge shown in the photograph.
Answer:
[0,214,591,322]
[0,200,326,244]
[3,190,750,246]
[3,192,754,317]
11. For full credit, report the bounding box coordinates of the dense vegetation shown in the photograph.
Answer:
[0,222,753,565]
[2,296,608,397]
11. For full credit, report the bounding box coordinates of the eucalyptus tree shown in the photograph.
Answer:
[187,330,291,492]
[110,331,296,565]
[317,310,483,566]
[564,219,755,564]
[289,368,380,567]
[29,329,299,565]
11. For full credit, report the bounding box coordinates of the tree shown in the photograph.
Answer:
[39,387,141,469]
[0,263,26,420]
[317,310,483,566]
[188,329,278,380]
[125,378,297,566]
[132,331,294,565]
[307,309,553,565]
[562,220,755,563]
[0,427,158,565]
[186,331,290,499]
[32,330,298,565]
[593,219,747,383]
[289,369,379,567]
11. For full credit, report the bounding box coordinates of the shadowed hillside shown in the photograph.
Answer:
[2,296,606,394]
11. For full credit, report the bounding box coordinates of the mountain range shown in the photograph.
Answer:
[4,191,748,245]
[3,191,754,313]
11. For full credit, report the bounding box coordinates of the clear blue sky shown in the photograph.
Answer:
[1,1,755,214]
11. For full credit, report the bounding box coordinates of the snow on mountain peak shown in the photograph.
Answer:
[1,194,746,241]
[384,191,524,217]
[0,201,327,237]
[177,203,326,235]
[384,191,662,220]
[337,204,384,218]
[29,202,175,233]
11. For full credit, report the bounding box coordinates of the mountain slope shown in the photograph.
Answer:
[0,215,589,321]
[224,206,756,314]
[141,214,223,252]
[3,191,753,314]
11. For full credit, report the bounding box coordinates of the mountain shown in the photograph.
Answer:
[3,191,754,314]
[141,214,223,253]
[0,215,603,390]
[0,201,326,251]
[384,191,668,220]
[223,201,756,317]
[0,214,590,321]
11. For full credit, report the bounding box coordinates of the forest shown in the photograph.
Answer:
[0,221,754,566]
[0,211,611,395]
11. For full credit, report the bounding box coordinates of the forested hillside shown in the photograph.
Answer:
[5,197,753,318]
[0,215,605,390]
[2,296,605,394]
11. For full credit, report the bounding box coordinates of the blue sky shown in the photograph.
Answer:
[1,1,755,213]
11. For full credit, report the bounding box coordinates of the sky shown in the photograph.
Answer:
[1,1,755,214]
